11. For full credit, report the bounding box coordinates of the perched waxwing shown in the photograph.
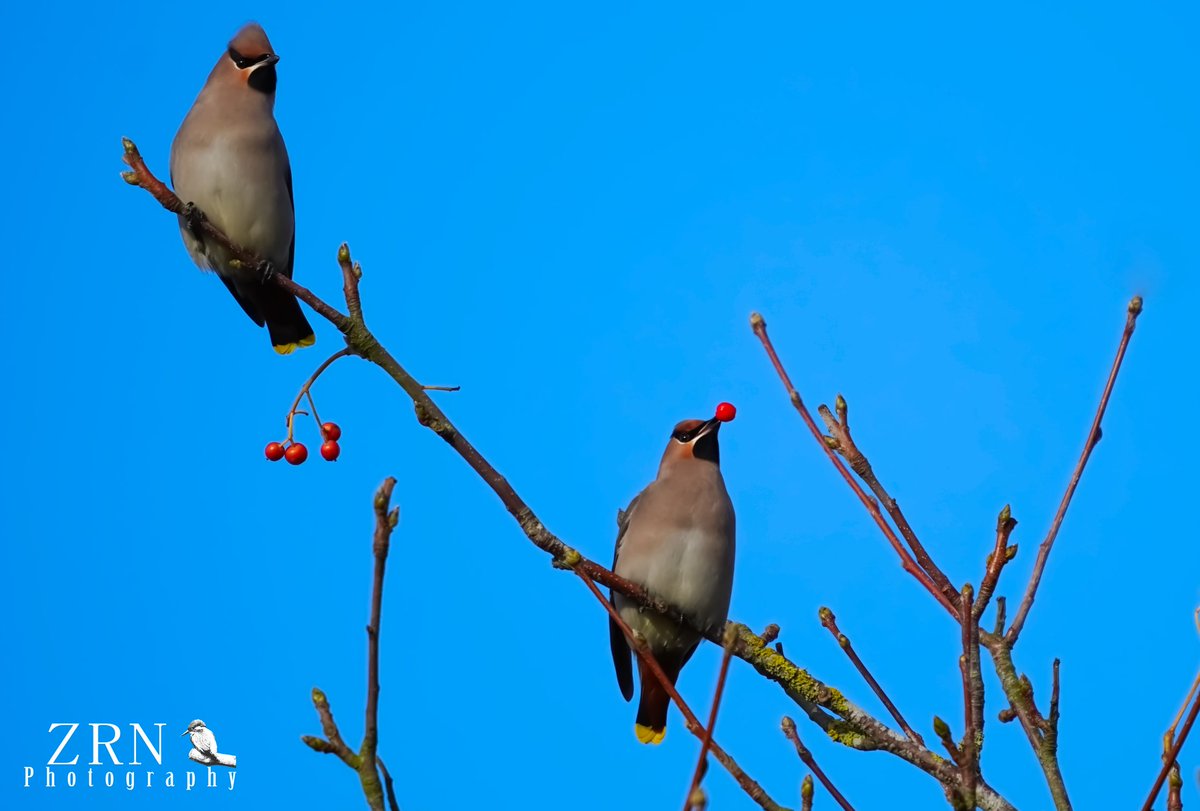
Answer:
[169,22,315,354]
[609,413,736,744]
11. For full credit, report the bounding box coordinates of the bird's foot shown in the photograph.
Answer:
[256,259,276,283]
[182,201,206,228]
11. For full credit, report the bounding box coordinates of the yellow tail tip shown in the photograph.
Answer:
[273,334,317,355]
[635,724,665,745]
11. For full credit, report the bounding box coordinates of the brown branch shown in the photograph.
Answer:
[817,393,959,610]
[975,506,1017,622]
[303,688,360,769]
[577,572,790,811]
[684,626,738,811]
[749,312,959,619]
[123,141,1019,811]
[780,717,855,811]
[959,585,983,809]
[121,138,354,332]
[302,478,399,811]
[1143,670,1200,811]
[817,607,923,745]
[363,479,399,768]
[1005,296,1143,645]
[378,757,401,811]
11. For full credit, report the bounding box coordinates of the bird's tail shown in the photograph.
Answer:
[259,286,316,355]
[634,666,675,745]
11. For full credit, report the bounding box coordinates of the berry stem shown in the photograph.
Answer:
[284,348,353,444]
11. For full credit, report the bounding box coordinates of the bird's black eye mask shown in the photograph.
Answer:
[227,47,279,95]
[227,47,272,70]
[672,428,698,443]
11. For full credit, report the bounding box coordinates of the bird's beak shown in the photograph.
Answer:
[263,54,280,66]
[696,417,721,438]
[180,729,191,736]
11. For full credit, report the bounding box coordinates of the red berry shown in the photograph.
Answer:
[321,422,342,441]
[715,402,737,422]
[264,442,286,462]
[284,443,308,465]
[320,440,341,462]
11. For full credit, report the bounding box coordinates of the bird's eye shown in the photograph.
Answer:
[228,47,251,69]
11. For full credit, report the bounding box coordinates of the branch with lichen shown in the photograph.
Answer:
[121,137,976,806]
[301,477,401,811]
[577,572,789,811]
[123,138,1153,811]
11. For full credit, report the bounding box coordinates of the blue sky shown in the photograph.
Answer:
[2,2,1197,808]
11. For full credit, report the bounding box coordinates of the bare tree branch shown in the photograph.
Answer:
[578,572,790,811]
[817,392,960,610]
[749,312,959,618]
[1143,669,1200,811]
[817,607,923,745]
[301,478,399,810]
[684,626,738,811]
[780,717,855,811]
[1005,296,1143,645]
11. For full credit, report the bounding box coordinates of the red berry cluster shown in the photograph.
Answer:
[265,422,342,465]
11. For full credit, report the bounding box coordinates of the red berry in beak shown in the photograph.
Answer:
[264,442,286,462]
[321,422,342,442]
[320,440,341,461]
[715,402,737,422]
[284,443,308,465]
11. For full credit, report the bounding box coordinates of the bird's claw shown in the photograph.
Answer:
[256,259,276,283]
[182,201,206,227]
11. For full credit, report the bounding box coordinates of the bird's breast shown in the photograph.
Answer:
[171,128,293,274]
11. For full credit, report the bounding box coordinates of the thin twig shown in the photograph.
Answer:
[1143,670,1200,811]
[1006,296,1143,645]
[284,348,354,443]
[750,312,959,619]
[975,506,1017,622]
[378,757,401,811]
[780,717,855,811]
[124,141,1017,811]
[818,394,959,610]
[684,627,739,811]
[577,572,790,811]
[959,585,982,808]
[301,479,399,811]
[363,479,399,770]
[817,607,923,745]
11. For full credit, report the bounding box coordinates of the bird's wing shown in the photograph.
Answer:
[613,491,643,565]
[608,491,643,702]
[284,160,296,279]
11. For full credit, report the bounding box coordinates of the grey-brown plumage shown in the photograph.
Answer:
[609,416,736,744]
[170,22,315,354]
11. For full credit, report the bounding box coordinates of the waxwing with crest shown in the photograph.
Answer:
[170,22,315,354]
[609,405,737,744]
